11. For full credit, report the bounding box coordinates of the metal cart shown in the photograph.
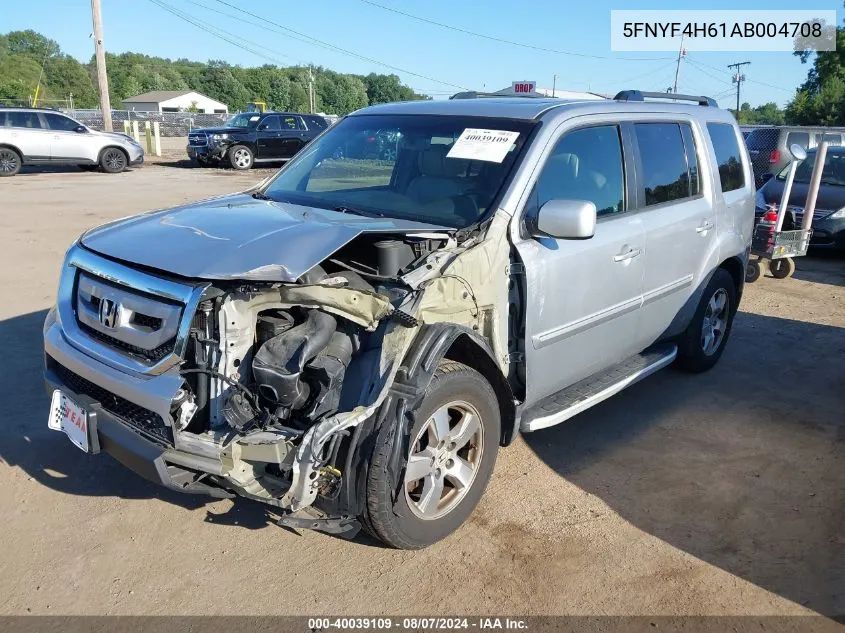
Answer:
[745,141,826,284]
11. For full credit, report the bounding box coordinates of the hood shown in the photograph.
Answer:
[80,193,451,282]
[760,178,845,214]
[91,129,137,144]
[190,127,249,135]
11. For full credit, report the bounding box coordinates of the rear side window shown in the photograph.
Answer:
[815,133,841,146]
[43,113,79,132]
[534,125,625,216]
[707,123,745,192]
[786,131,809,149]
[745,129,775,150]
[282,116,301,130]
[5,111,43,129]
[634,122,696,206]
[307,116,328,130]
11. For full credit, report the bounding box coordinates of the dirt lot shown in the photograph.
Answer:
[0,163,842,618]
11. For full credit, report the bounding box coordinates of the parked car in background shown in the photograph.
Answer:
[0,107,144,177]
[186,111,329,169]
[745,125,845,187]
[756,145,845,250]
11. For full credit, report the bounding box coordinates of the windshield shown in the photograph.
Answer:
[776,151,845,186]
[259,114,536,228]
[225,113,261,128]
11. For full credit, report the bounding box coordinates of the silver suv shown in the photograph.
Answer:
[0,107,143,177]
[43,91,754,548]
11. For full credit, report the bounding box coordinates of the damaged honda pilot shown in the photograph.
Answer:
[44,92,754,548]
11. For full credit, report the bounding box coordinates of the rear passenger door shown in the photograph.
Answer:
[4,111,51,161]
[278,115,307,158]
[634,120,717,347]
[514,122,647,404]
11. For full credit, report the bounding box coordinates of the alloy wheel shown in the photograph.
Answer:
[0,149,19,174]
[233,148,252,169]
[404,400,484,520]
[701,288,729,356]
[103,149,126,172]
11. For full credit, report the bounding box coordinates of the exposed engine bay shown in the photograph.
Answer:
[170,232,457,516]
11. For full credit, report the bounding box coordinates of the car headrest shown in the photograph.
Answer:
[418,146,466,178]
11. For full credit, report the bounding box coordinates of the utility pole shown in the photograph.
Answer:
[552,74,556,97]
[90,0,113,131]
[728,61,751,119]
[308,66,315,114]
[672,35,685,93]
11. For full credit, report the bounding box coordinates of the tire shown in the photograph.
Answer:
[99,147,128,173]
[745,259,761,284]
[228,144,253,170]
[676,268,737,373]
[0,147,21,177]
[363,360,500,549]
[769,257,795,279]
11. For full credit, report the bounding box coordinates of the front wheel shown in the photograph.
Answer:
[228,144,253,170]
[745,259,761,283]
[362,360,500,549]
[676,268,737,373]
[769,257,796,279]
[99,148,127,173]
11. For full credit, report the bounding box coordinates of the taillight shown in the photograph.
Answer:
[763,210,778,222]
[769,149,780,164]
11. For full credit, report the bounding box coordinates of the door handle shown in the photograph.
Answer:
[613,248,641,262]
[696,220,714,234]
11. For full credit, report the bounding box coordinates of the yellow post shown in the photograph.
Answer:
[123,120,131,135]
[144,121,153,154]
[32,84,41,107]
[131,120,140,143]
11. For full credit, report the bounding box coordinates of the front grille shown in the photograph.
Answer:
[132,313,163,329]
[188,133,208,147]
[48,355,174,446]
[78,323,175,362]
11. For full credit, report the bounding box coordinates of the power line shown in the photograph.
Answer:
[210,0,467,90]
[355,0,675,62]
[684,59,734,87]
[686,56,794,94]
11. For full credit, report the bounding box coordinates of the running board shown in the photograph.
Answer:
[520,343,677,432]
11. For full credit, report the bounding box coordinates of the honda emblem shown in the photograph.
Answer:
[98,298,118,329]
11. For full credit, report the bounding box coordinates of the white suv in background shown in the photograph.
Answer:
[0,107,144,177]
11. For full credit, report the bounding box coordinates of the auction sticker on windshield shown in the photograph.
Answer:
[447,128,520,163]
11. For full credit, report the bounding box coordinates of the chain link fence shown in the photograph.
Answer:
[742,126,845,188]
[66,109,229,137]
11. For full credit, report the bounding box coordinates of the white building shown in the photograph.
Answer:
[121,90,229,114]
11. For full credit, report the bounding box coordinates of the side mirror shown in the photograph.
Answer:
[74,125,87,133]
[535,199,597,239]
[789,143,807,161]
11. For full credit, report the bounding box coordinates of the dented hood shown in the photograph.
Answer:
[80,193,449,282]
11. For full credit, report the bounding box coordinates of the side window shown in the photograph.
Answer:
[281,116,300,130]
[259,116,280,131]
[534,125,625,216]
[634,122,694,206]
[786,131,809,149]
[43,113,80,132]
[706,122,745,192]
[306,116,328,131]
[7,111,43,129]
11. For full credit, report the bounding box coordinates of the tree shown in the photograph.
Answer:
[6,30,60,61]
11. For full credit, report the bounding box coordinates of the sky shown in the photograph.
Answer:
[3,0,842,107]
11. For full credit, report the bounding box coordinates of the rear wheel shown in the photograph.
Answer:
[99,147,127,173]
[769,257,795,279]
[745,259,761,284]
[228,144,253,170]
[676,268,736,373]
[362,360,500,549]
[0,147,21,177]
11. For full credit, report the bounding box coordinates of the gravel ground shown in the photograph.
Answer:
[0,164,842,618]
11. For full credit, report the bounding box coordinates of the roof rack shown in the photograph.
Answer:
[614,90,717,107]
[449,91,553,100]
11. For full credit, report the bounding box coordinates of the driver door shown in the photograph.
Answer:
[512,121,647,405]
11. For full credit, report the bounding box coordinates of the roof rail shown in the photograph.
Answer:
[614,90,717,107]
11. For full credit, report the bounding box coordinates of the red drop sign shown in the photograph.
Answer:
[511,81,536,94]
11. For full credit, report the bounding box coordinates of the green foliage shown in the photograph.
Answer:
[0,29,428,114]
[737,102,785,125]
[786,10,845,125]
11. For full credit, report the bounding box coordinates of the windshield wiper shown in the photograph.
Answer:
[251,191,273,200]
[333,205,384,218]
